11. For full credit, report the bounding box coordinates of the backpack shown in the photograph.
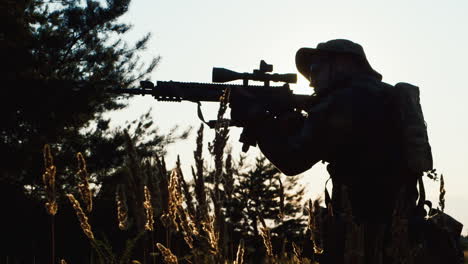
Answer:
[315,82,462,263]
[386,83,464,262]
[389,82,433,175]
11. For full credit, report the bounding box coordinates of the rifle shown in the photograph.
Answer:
[109,60,317,151]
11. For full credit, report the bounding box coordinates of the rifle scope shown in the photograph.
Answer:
[212,60,297,85]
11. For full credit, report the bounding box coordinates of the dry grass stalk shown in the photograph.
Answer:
[143,185,155,231]
[234,239,245,264]
[158,162,206,251]
[176,157,196,218]
[161,168,199,249]
[202,215,220,255]
[223,153,235,200]
[292,242,302,264]
[159,167,198,251]
[306,198,324,255]
[439,174,446,212]
[156,243,179,264]
[123,131,148,231]
[162,169,184,230]
[192,125,209,225]
[278,177,285,220]
[115,185,129,230]
[210,87,230,201]
[178,209,198,249]
[76,152,93,213]
[42,144,58,215]
[154,155,169,215]
[66,193,95,240]
[173,163,199,249]
[209,88,230,218]
[258,215,274,259]
[215,86,231,130]
[260,226,274,258]
[208,88,231,259]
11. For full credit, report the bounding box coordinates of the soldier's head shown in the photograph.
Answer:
[295,39,381,95]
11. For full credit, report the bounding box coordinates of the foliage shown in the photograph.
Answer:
[232,156,306,237]
[27,108,309,263]
[461,234,468,251]
[0,0,160,187]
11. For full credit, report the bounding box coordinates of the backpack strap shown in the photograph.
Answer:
[416,176,429,218]
[324,177,332,208]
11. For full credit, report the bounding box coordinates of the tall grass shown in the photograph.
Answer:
[38,98,461,264]
[42,144,57,264]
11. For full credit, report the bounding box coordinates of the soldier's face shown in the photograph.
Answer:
[308,61,332,95]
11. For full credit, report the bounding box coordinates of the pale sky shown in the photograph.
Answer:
[107,0,468,232]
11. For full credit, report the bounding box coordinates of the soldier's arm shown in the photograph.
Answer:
[253,89,352,176]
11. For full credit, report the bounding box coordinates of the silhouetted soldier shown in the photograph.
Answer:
[231,39,462,263]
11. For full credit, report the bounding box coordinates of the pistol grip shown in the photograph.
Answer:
[239,127,257,152]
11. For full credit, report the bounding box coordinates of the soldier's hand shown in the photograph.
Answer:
[230,101,268,127]
[276,110,305,132]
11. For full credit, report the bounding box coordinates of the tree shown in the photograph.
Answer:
[0,2,194,262]
[232,155,306,238]
[1,0,160,187]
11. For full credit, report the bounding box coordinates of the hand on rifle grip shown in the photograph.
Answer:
[230,100,268,127]
[239,127,258,152]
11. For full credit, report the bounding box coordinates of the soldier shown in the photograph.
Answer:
[232,39,437,263]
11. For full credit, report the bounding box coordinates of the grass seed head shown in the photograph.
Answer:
[162,169,184,231]
[42,144,57,215]
[258,216,274,258]
[439,174,446,212]
[260,226,274,258]
[143,185,155,231]
[177,208,198,249]
[66,194,94,240]
[115,185,129,230]
[234,239,245,264]
[76,152,93,213]
[292,242,303,264]
[201,216,219,255]
[156,243,179,264]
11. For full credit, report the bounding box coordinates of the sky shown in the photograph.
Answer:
[106,0,468,232]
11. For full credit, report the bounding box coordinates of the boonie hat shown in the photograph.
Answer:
[295,39,382,80]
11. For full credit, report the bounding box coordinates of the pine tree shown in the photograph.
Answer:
[1,2,191,262]
[232,156,306,238]
[220,155,307,261]
[1,0,161,187]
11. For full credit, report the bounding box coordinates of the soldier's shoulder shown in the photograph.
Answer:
[351,77,391,98]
